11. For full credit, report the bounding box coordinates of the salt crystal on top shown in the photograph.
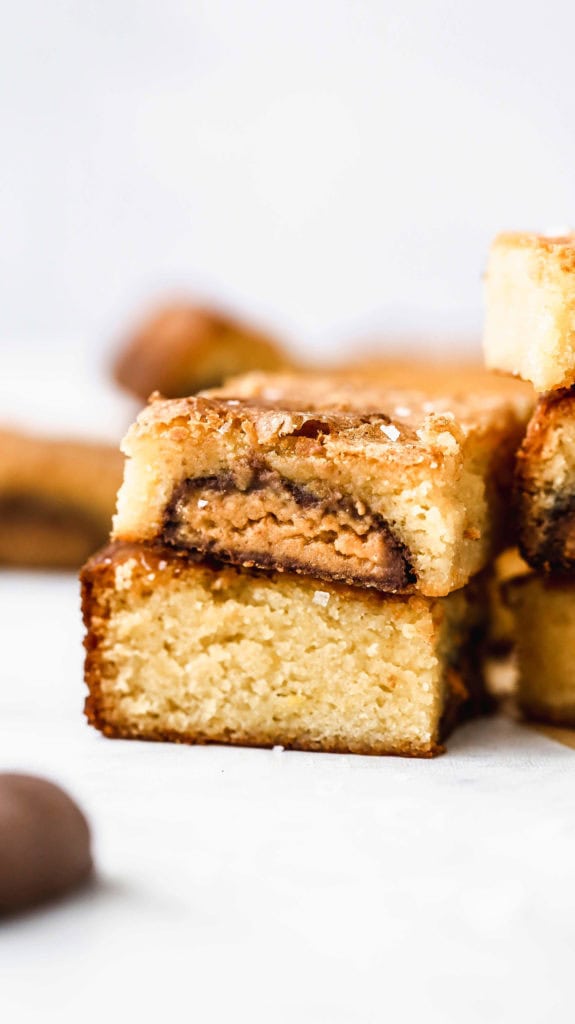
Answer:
[313,590,330,607]
[380,423,400,442]
[197,499,208,509]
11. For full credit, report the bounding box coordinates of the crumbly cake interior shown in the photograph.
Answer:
[83,545,485,757]
[113,376,530,596]
[506,575,575,726]
[484,233,575,391]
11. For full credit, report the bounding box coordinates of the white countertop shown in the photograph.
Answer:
[2,568,575,1023]
[2,344,575,1023]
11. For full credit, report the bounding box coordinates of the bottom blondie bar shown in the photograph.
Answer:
[506,574,575,726]
[82,544,487,757]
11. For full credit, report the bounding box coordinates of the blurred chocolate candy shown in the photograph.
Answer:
[0,773,93,915]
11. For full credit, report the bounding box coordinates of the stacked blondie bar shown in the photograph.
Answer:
[485,232,575,725]
[82,369,532,756]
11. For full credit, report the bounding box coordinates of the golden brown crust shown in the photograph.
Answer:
[0,428,123,568]
[84,716,443,757]
[205,372,534,434]
[113,303,292,400]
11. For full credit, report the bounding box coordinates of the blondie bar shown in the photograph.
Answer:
[82,543,487,757]
[505,573,575,726]
[113,303,291,400]
[113,373,531,596]
[484,232,575,391]
[0,428,122,568]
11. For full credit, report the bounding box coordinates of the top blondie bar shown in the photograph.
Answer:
[484,232,575,391]
[112,371,531,597]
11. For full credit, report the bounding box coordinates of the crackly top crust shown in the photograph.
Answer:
[113,302,291,400]
[123,377,527,488]
[207,371,534,434]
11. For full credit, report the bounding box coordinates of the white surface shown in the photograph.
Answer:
[2,1,575,355]
[2,571,575,1023]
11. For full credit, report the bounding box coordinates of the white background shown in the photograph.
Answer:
[3,6,575,1020]
[1,0,575,361]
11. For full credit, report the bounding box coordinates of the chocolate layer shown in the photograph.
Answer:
[520,490,575,573]
[162,465,416,592]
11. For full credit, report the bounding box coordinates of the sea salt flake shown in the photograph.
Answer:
[197,499,208,509]
[380,423,400,442]
[313,590,330,607]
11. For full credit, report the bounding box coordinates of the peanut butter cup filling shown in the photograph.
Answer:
[162,465,416,592]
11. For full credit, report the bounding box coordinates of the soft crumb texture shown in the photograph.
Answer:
[113,303,292,400]
[484,232,575,391]
[506,574,575,726]
[82,543,488,758]
[112,372,532,597]
[0,428,123,568]
[516,386,575,572]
